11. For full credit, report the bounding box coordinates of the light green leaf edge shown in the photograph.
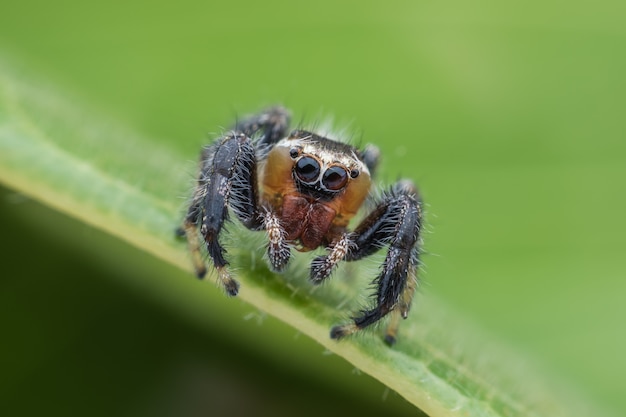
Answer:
[0,59,603,417]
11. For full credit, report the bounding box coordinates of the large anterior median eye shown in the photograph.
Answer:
[295,156,321,183]
[322,166,349,191]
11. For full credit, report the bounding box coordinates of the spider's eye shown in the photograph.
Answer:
[322,166,349,191]
[295,156,321,183]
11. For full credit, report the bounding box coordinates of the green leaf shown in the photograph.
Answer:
[0,58,608,417]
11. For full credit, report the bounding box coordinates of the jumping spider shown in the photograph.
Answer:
[180,107,423,345]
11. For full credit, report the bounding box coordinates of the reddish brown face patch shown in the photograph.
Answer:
[280,195,336,251]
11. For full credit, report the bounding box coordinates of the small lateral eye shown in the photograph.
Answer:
[289,147,300,159]
[322,166,349,191]
[295,156,321,183]
[349,168,360,178]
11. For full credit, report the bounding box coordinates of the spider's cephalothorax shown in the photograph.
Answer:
[180,107,423,345]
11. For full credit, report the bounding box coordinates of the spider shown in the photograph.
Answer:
[179,107,423,345]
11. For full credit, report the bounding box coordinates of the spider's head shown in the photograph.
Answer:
[287,130,366,198]
[262,130,372,225]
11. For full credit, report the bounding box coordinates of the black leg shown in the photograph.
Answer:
[182,132,263,295]
[234,106,291,148]
[330,180,423,343]
[360,144,381,177]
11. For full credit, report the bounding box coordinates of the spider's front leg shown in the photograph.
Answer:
[330,180,423,345]
[181,132,264,296]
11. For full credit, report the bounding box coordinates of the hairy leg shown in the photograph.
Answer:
[329,180,423,344]
[234,106,291,149]
[182,132,261,295]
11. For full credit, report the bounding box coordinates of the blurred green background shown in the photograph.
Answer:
[1,0,625,416]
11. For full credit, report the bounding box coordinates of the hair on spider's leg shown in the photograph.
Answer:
[183,220,208,279]
[330,322,359,340]
[360,144,381,177]
[331,180,423,343]
[189,132,265,296]
[262,209,291,272]
[384,251,419,345]
[330,246,407,340]
[180,173,209,279]
[214,265,239,297]
[310,233,354,284]
[233,106,291,147]
[330,245,411,341]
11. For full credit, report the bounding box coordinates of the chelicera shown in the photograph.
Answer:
[180,107,423,344]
